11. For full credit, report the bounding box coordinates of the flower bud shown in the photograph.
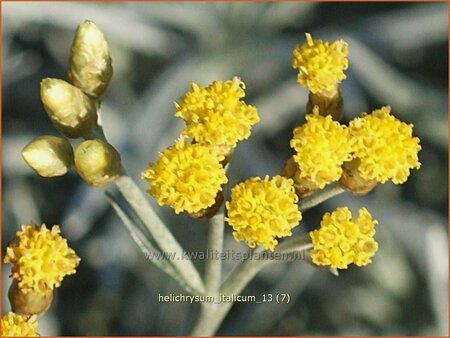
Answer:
[74,139,121,187]
[339,159,377,195]
[68,20,113,98]
[40,78,97,138]
[22,135,73,177]
[8,280,53,316]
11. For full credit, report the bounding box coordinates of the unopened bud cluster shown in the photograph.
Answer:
[22,20,121,188]
[9,21,118,336]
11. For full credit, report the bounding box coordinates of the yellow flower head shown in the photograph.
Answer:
[141,140,228,214]
[310,207,378,269]
[1,312,39,337]
[290,107,352,189]
[4,224,80,295]
[226,175,302,251]
[174,77,260,154]
[349,106,421,184]
[292,33,348,94]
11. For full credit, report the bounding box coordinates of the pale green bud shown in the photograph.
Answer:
[40,78,97,138]
[22,135,73,177]
[74,139,121,187]
[69,20,113,98]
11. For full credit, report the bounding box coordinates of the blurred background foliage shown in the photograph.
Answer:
[2,2,448,336]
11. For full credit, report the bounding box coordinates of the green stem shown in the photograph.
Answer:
[191,303,224,336]
[114,172,205,295]
[191,252,266,336]
[204,204,225,293]
[86,121,205,295]
[298,182,346,212]
[192,207,225,335]
[190,235,312,336]
[275,234,313,254]
[221,236,312,296]
[107,193,197,294]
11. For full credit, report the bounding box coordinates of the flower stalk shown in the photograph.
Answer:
[106,192,196,295]
[191,235,313,336]
[204,204,225,293]
[114,172,206,295]
[298,182,346,212]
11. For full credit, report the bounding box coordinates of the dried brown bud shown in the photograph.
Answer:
[188,191,224,219]
[306,85,343,121]
[22,135,73,177]
[8,280,54,316]
[69,20,113,98]
[281,157,318,198]
[339,159,377,195]
[40,78,97,138]
[74,139,121,187]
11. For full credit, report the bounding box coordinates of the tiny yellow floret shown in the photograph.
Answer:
[349,106,421,184]
[174,77,260,154]
[290,107,352,188]
[310,207,378,269]
[141,140,228,214]
[292,33,348,94]
[4,224,80,295]
[1,312,39,337]
[226,175,302,251]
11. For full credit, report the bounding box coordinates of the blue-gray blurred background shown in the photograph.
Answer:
[2,2,448,336]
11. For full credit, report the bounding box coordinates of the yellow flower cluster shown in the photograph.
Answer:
[1,312,39,337]
[141,140,228,214]
[174,77,260,154]
[226,175,302,251]
[4,224,80,295]
[349,106,421,184]
[310,207,378,269]
[290,107,352,188]
[292,33,348,94]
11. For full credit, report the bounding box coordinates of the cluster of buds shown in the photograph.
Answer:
[22,20,121,188]
[2,224,80,336]
[9,20,120,337]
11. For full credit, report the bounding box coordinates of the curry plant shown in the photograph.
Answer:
[3,21,421,336]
